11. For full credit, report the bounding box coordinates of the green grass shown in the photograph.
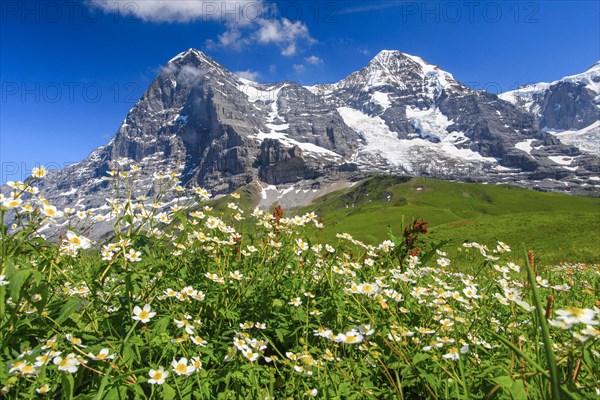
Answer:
[296,176,600,264]
[2,172,599,399]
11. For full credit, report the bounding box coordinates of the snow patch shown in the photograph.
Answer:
[405,106,452,140]
[237,78,281,104]
[370,91,391,110]
[60,188,77,196]
[337,106,497,173]
[252,131,342,159]
[514,139,535,155]
[548,156,576,166]
[545,120,600,155]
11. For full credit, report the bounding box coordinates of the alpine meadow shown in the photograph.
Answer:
[1,1,599,399]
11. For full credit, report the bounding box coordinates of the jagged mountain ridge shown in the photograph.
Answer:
[500,61,600,156]
[28,49,600,220]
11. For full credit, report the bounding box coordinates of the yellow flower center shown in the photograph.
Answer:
[176,364,187,373]
[139,311,149,320]
[21,365,35,373]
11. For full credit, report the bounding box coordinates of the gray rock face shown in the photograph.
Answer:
[312,51,598,192]
[499,61,599,165]
[255,140,321,184]
[539,82,599,130]
[9,48,599,228]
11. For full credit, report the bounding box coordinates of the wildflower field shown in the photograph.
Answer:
[1,167,599,399]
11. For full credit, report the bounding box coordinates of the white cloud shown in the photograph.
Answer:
[235,70,260,80]
[206,27,251,51]
[305,55,323,65]
[90,0,263,23]
[179,65,204,85]
[160,64,205,86]
[293,64,305,74]
[255,18,314,56]
[90,1,316,57]
[268,64,277,73]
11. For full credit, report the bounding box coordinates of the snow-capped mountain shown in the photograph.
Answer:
[500,61,599,155]
[18,49,600,221]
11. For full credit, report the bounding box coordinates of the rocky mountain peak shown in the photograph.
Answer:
[500,60,600,132]
[366,50,457,86]
[3,49,597,241]
[168,48,212,65]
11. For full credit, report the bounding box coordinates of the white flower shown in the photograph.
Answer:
[65,334,86,348]
[336,330,364,344]
[357,324,375,336]
[229,270,243,280]
[551,283,570,291]
[548,319,573,329]
[172,357,195,376]
[514,299,535,312]
[148,366,168,384]
[87,348,116,361]
[581,325,599,337]
[288,297,302,307]
[357,282,379,296]
[442,347,460,360]
[132,304,156,324]
[190,356,203,370]
[0,275,8,286]
[36,384,51,394]
[41,204,63,218]
[125,248,142,262]
[555,307,598,326]
[53,353,80,373]
[3,196,22,209]
[65,231,92,250]
[437,258,451,267]
[462,286,480,299]
[31,166,48,178]
[536,276,549,288]
[440,318,454,328]
[191,336,208,346]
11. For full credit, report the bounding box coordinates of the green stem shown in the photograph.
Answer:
[524,253,561,400]
[173,376,184,399]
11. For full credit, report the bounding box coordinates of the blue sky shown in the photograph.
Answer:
[1,0,599,183]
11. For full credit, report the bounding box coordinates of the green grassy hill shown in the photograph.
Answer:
[293,176,600,265]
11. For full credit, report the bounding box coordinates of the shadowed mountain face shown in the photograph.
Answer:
[500,61,600,156]
[18,49,599,221]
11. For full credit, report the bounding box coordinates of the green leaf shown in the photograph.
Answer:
[152,315,171,335]
[9,268,32,301]
[493,376,528,400]
[122,344,137,364]
[35,283,50,314]
[412,352,429,365]
[4,257,15,277]
[62,373,75,400]
[509,380,528,400]
[493,376,514,389]
[56,297,83,324]
[162,383,177,399]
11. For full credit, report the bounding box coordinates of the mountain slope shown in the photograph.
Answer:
[310,51,599,190]
[6,48,598,238]
[500,61,600,156]
[35,49,362,214]
[296,176,600,264]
